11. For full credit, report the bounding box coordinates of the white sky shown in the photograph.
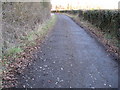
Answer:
[51,0,120,9]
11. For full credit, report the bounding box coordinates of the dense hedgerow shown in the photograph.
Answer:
[81,10,120,39]
[2,2,51,53]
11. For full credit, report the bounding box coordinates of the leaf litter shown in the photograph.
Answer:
[2,38,44,88]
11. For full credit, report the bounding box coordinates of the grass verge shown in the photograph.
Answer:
[2,14,57,88]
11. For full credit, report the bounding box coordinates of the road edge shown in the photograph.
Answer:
[64,14,120,63]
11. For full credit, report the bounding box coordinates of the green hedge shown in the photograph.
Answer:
[51,10,80,14]
[81,10,120,39]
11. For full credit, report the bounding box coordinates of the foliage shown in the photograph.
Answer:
[82,10,120,40]
[2,2,51,53]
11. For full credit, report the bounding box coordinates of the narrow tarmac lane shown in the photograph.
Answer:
[17,14,118,88]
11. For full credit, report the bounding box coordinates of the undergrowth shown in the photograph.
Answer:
[2,15,57,88]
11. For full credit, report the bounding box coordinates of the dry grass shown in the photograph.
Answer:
[2,15,57,88]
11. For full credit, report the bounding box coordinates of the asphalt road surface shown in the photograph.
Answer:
[16,14,118,88]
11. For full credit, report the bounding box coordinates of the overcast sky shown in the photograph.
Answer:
[51,0,120,9]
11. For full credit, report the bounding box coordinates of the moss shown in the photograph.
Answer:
[4,47,23,58]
